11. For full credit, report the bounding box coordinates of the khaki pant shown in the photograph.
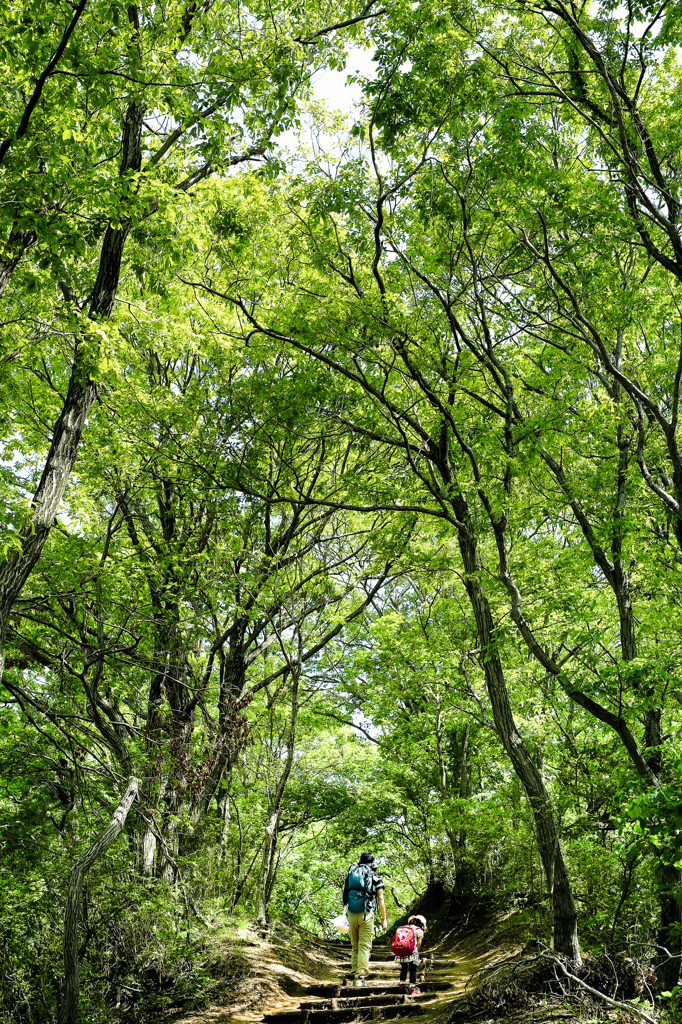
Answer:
[347,910,374,977]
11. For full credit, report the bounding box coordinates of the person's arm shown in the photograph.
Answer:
[377,887,387,929]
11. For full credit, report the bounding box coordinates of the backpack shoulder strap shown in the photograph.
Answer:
[364,865,375,905]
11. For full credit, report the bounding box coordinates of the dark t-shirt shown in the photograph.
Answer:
[371,871,384,898]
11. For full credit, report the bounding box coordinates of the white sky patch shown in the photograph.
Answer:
[351,708,381,741]
[277,45,377,154]
[311,46,377,113]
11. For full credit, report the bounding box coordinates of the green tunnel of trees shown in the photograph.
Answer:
[3,0,682,1019]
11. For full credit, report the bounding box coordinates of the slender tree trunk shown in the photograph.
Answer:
[457,527,581,961]
[421,425,580,956]
[544,427,679,983]
[611,856,637,943]
[182,634,248,833]
[0,222,36,296]
[645,707,681,988]
[160,789,181,883]
[216,770,232,846]
[141,828,157,876]
[255,809,279,924]
[0,371,96,685]
[59,778,138,1024]
[231,837,266,912]
[255,666,300,925]
[608,484,679,988]
[458,721,470,849]
[435,707,460,868]
[656,862,682,991]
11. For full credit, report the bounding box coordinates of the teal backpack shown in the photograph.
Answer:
[345,863,374,917]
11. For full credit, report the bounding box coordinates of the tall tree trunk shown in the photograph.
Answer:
[59,778,138,1024]
[0,93,144,687]
[255,666,300,925]
[458,721,470,849]
[565,423,679,985]
[539,429,679,983]
[436,709,463,873]
[656,862,682,991]
[255,808,280,924]
[216,771,232,847]
[419,415,580,957]
[457,526,581,961]
[0,370,96,685]
[0,222,37,296]
[182,628,249,833]
[141,827,157,876]
[160,789,181,883]
[265,843,282,906]
[646,708,681,988]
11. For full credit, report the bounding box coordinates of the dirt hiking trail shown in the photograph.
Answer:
[169,886,554,1024]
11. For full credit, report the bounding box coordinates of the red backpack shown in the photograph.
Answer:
[391,925,417,957]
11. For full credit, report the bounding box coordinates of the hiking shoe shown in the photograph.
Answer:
[397,984,408,994]
[354,977,366,988]
[409,986,421,995]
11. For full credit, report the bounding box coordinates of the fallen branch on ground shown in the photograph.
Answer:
[538,949,657,1024]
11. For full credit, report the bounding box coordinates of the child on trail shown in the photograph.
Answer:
[393,914,427,994]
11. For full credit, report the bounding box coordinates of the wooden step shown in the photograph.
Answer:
[306,985,342,997]
[338,981,453,994]
[301,996,404,1011]
[263,1004,425,1023]
[301,993,437,1010]
[305,979,453,998]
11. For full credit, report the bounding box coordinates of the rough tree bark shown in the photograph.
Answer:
[59,777,138,1024]
[0,86,144,688]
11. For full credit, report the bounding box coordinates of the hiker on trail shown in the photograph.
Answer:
[392,914,427,995]
[342,851,387,988]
